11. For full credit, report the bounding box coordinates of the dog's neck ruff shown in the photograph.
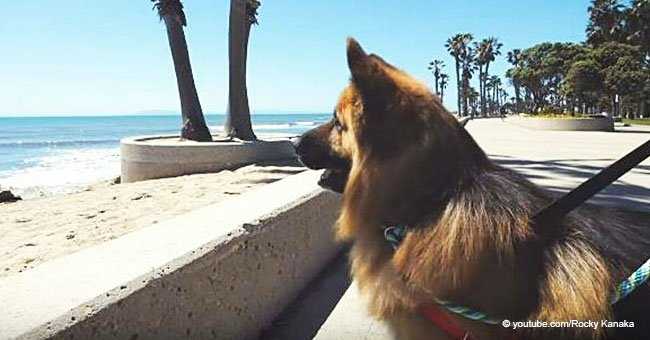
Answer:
[383,225,650,324]
[383,225,500,324]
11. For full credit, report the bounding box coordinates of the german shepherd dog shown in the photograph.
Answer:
[294,38,650,339]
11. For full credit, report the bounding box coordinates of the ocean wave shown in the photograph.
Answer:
[207,122,320,131]
[254,124,293,130]
[0,139,117,148]
[0,148,120,198]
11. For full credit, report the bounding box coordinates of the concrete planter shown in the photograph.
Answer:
[506,116,614,132]
[121,135,297,183]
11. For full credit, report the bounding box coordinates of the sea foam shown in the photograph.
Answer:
[0,148,120,198]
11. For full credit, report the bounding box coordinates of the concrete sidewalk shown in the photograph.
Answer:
[308,119,650,340]
[471,119,650,212]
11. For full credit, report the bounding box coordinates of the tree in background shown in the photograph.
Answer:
[475,38,502,116]
[151,0,212,142]
[586,0,626,46]
[561,59,603,114]
[500,88,509,110]
[439,73,449,103]
[603,55,646,118]
[431,1,648,117]
[586,0,650,59]
[225,0,260,141]
[491,76,503,113]
[505,39,647,117]
[627,0,650,60]
[446,33,473,116]
[485,75,502,114]
[506,49,523,113]
[427,59,445,95]
[461,46,477,117]
[466,86,479,116]
[505,43,586,112]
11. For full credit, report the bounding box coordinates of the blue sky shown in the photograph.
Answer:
[0,0,590,116]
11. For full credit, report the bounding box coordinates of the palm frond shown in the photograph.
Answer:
[151,0,187,26]
[247,0,261,25]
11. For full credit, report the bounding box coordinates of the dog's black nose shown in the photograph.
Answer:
[292,136,302,151]
[293,134,308,156]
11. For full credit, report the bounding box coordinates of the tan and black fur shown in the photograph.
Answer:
[294,38,650,339]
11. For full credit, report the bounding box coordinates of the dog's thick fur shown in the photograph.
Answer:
[294,38,650,339]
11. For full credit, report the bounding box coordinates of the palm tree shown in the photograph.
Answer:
[461,48,477,117]
[627,0,650,59]
[485,76,493,113]
[427,59,445,95]
[500,89,509,110]
[439,73,449,104]
[474,43,487,117]
[151,0,212,142]
[467,86,480,116]
[490,76,503,114]
[445,33,473,116]
[225,0,260,141]
[506,48,522,113]
[475,38,502,117]
[586,0,626,46]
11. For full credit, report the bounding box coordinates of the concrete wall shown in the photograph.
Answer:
[121,136,297,183]
[506,116,614,131]
[0,171,342,340]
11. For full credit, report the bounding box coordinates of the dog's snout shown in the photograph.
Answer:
[292,135,305,153]
[294,128,331,169]
[294,127,320,157]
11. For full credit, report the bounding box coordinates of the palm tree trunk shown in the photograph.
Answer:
[225,0,256,141]
[462,74,470,117]
[455,58,461,116]
[492,84,497,114]
[478,66,485,117]
[514,82,521,114]
[486,85,491,115]
[434,75,439,96]
[495,83,500,111]
[163,15,212,142]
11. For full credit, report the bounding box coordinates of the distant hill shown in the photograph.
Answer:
[133,110,178,116]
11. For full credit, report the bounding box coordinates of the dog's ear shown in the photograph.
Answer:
[346,37,369,77]
[346,38,396,114]
[458,116,471,127]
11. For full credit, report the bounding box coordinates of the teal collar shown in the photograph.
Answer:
[382,224,500,324]
[382,224,650,323]
[383,225,408,250]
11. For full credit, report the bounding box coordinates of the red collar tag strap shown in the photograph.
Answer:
[419,304,473,340]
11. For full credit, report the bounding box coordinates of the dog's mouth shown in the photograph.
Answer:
[318,167,350,194]
[293,131,351,194]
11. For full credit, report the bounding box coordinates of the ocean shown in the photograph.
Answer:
[0,114,329,198]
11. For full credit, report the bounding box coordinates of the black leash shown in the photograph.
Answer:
[532,139,650,229]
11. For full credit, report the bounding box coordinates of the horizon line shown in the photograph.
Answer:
[0,111,330,118]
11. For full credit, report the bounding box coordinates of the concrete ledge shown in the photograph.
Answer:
[121,135,297,183]
[0,170,341,339]
[314,284,391,340]
[506,116,614,131]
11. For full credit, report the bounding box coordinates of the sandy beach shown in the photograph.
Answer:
[0,161,305,279]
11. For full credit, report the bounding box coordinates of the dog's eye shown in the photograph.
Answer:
[333,118,344,131]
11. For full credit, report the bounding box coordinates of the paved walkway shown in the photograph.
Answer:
[276,119,650,340]
[470,119,650,212]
